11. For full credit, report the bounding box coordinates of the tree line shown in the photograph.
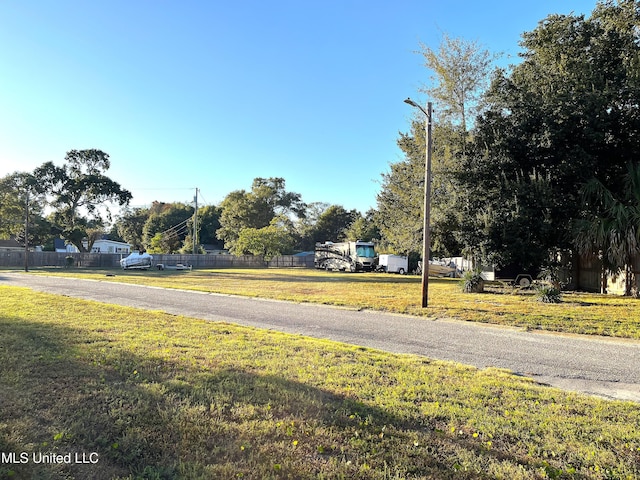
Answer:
[378,0,640,294]
[2,1,639,292]
[0,154,378,258]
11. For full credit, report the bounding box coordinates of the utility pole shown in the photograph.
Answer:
[24,188,29,272]
[193,188,199,254]
[404,98,433,307]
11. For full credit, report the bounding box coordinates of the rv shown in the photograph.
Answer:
[315,241,376,272]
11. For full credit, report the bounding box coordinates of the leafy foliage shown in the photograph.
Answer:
[217,177,305,252]
[0,172,47,246]
[459,269,485,293]
[33,150,132,252]
[234,217,295,259]
[535,284,562,304]
[379,34,494,258]
[574,162,640,295]
[454,1,640,270]
[418,33,496,131]
[142,202,194,253]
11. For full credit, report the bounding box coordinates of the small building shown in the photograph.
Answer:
[87,239,131,254]
[54,238,79,253]
[0,237,24,251]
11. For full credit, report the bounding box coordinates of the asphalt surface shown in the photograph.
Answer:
[3,272,640,403]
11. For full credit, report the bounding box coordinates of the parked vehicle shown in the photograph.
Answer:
[120,252,153,270]
[315,241,376,272]
[481,263,537,287]
[415,260,458,277]
[377,254,408,274]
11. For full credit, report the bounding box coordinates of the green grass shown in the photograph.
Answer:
[29,267,640,339]
[1,286,640,479]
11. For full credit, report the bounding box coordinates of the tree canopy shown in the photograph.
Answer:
[34,149,132,252]
[217,177,306,252]
[457,0,640,271]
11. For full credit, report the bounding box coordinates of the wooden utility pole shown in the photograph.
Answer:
[24,189,29,272]
[193,188,199,254]
[404,98,433,307]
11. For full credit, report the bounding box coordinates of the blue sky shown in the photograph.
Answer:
[0,0,597,214]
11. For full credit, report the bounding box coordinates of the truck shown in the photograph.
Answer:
[120,252,153,270]
[315,241,376,272]
[377,254,408,274]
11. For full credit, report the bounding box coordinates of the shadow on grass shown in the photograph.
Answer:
[0,316,561,479]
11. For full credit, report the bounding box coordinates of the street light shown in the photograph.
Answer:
[404,98,432,307]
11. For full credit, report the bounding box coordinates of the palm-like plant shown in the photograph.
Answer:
[574,163,640,296]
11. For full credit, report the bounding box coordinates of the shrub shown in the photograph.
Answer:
[535,284,562,303]
[459,270,485,293]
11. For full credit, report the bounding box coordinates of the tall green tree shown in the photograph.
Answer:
[217,177,305,252]
[309,205,357,245]
[343,209,380,242]
[142,202,193,253]
[234,217,295,259]
[115,207,150,251]
[294,201,330,251]
[33,149,132,252]
[418,33,495,133]
[0,172,49,247]
[379,34,495,258]
[180,204,223,253]
[457,0,640,270]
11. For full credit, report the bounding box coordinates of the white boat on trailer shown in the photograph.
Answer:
[120,252,153,270]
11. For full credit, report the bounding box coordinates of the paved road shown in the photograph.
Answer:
[3,272,640,402]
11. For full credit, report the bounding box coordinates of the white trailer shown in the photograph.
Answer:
[120,252,153,270]
[378,254,408,274]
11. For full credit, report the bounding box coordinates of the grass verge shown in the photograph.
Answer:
[28,267,640,339]
[1,285,639,479]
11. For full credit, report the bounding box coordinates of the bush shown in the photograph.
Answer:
[459,270,485,293]
[535,284,562,303]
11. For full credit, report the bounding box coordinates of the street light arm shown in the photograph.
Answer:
[404,97,429,118]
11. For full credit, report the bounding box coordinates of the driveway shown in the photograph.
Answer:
[3,272,640,402]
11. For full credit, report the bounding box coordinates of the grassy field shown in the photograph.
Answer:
[29,267,640,339]
[1,285,639,479]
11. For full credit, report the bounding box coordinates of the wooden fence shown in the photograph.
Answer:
[0,251,314,269]
[576,254,640,294]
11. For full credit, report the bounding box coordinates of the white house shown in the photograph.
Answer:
[86,239,131,254]
[54,238,78,253]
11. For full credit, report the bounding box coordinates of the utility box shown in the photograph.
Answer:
[378,254,408,274]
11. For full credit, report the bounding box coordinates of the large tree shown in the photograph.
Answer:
[33,149,132,252]
[234,217,295,259]
[457,0,640,270]
[308,205,358,245]
[378,34,495,258]
[217,177,305,252]
[142,202,194,253]
[418,33,495,133]
[0,172,49,247]
[115,207,150,251]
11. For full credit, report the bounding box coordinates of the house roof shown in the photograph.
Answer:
[0,237,23,249]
